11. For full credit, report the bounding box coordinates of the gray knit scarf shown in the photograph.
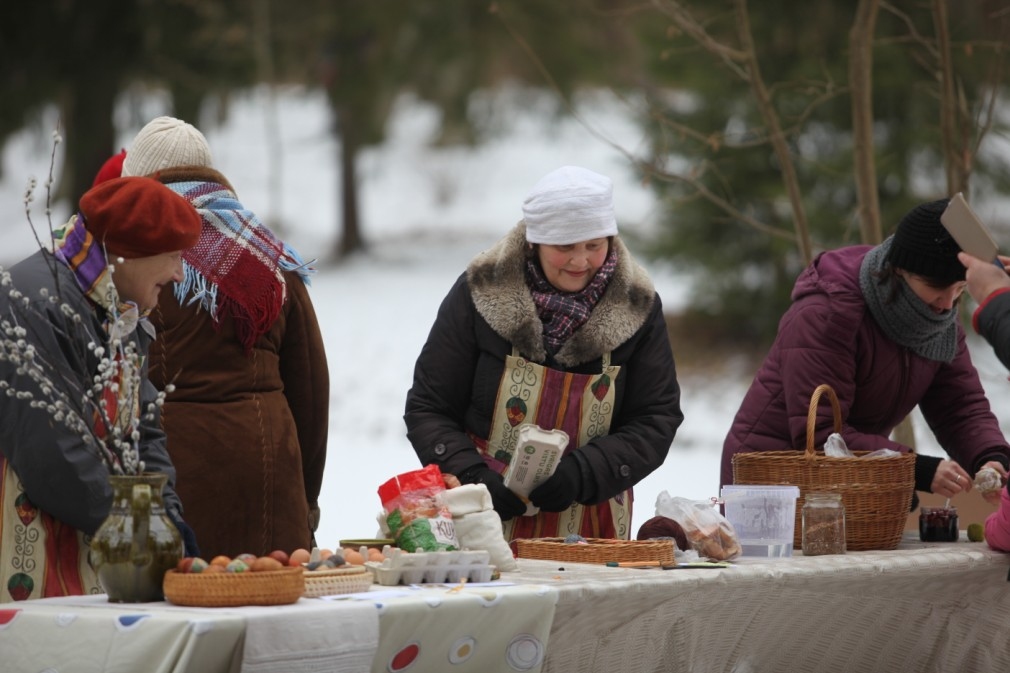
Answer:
[858,238,958,363]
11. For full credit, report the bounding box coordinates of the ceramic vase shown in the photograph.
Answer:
[90,473,182,602]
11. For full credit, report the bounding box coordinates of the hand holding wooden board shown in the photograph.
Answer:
[941,192,1004,269]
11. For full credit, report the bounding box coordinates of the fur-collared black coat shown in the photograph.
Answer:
[405,224,683,505]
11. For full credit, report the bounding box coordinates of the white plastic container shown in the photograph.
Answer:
[503,425,569,516]
[721,485,800,558]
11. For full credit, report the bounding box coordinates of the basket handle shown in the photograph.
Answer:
[805,384,842,456]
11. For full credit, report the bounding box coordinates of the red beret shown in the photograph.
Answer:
[79,177,201,259]
[92,149,126,187]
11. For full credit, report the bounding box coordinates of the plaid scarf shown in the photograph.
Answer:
[53,214,119,313]
[164,180,312,353]
[526,246,617,355]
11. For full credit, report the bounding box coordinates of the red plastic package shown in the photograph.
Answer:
[378,465,460,552]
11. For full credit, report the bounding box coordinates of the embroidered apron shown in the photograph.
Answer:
[0,459,101,602]
[477,351,631,541]
[0,348,137,602]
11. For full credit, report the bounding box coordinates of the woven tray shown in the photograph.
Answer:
[732,384,915,551]
[516,538,675,565]
[163,566,304,607]
[303,565,373,597]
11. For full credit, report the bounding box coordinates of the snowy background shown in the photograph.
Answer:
[2,87,1005,547]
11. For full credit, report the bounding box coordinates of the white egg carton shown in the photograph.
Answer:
[364,547,493,585]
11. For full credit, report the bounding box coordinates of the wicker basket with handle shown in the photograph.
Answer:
[515,537,675,565]
[731,384,915,551]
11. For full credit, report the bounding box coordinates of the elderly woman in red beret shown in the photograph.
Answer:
[0,177,202,601]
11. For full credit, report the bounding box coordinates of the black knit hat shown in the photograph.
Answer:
[886,198,964,285]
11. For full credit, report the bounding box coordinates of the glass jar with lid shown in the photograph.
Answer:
[801,492,846,555]
[919,506,958,542]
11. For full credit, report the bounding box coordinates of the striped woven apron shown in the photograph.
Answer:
[476,351,632,541]
[0,459,101,602]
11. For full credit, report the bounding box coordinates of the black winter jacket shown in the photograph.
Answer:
[404,224,683,504]
[0,249,183,534]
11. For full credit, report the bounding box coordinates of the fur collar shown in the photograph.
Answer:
[150,166,236,193]
[467,223,656,367]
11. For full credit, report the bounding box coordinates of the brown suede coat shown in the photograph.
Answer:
[146,168,329,558]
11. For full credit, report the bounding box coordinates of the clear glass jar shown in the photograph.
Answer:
[801,492,846,555]
[919,506,958,542]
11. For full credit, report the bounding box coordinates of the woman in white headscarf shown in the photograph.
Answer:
[405,166,683,542]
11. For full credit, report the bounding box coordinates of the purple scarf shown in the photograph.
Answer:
[526,247,617,355]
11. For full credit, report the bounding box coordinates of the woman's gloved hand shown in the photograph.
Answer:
[529,455,582,512]
[458,465,527,521]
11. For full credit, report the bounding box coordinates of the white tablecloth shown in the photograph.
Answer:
[504,534,1010,673]
[1,594,378,673]
[4,535,1008,673]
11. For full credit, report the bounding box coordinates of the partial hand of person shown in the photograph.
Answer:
[958,251,1010,304]
[931,459,972,500]
[529,455,582,512]
[977,459,1008,506]
[458,465,527,521]
[168,509,201,558]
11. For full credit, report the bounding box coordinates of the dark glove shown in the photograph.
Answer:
[458,465,527,521]
[529,455,582,513]
[168,509,201,558]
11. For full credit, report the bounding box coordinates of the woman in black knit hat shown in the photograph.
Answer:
[721,198,1009,509]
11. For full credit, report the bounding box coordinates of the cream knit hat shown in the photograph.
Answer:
[522,166,618,245]
[121,116,213,177]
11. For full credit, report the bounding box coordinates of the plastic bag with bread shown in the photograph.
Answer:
[654,491,742,561]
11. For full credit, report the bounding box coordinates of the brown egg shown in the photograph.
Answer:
[367,548,385,563]
[318,548,333,561]
[289,548,311,566]
[203,564,226,573]
[343,548,365,565]
[210,555,232,568]
[251,556,284,572]
[176,557,196,573]
[267,549,290,565]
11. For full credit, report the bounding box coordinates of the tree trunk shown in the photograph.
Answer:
[252,0,285,234]
[335,105,365,258]
[933,0,971,195]
[849,0,882,246]
[64,76,118,204]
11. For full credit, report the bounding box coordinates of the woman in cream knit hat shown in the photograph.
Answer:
[114,116,330,559]
[405,166,683,542]
[120,117,212,177]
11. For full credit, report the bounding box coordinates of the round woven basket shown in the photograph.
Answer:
[732,384,915,551]
[303,566,373,598]
[515,537,675,565]
[163,566,305,607]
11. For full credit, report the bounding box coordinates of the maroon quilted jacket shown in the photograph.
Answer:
[721,245,1009,490]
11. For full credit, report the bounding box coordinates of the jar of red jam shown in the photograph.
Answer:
[919,506,958,542]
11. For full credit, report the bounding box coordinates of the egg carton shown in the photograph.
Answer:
[364,547,493,585]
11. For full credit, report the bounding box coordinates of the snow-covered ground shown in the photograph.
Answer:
[2,86,1004,547]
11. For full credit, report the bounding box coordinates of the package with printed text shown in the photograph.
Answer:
[504,425,569,516]
[378,464,459,552]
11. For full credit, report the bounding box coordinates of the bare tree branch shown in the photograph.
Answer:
[733,0,813,263]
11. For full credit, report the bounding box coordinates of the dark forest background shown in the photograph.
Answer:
[3,0,1009,349]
